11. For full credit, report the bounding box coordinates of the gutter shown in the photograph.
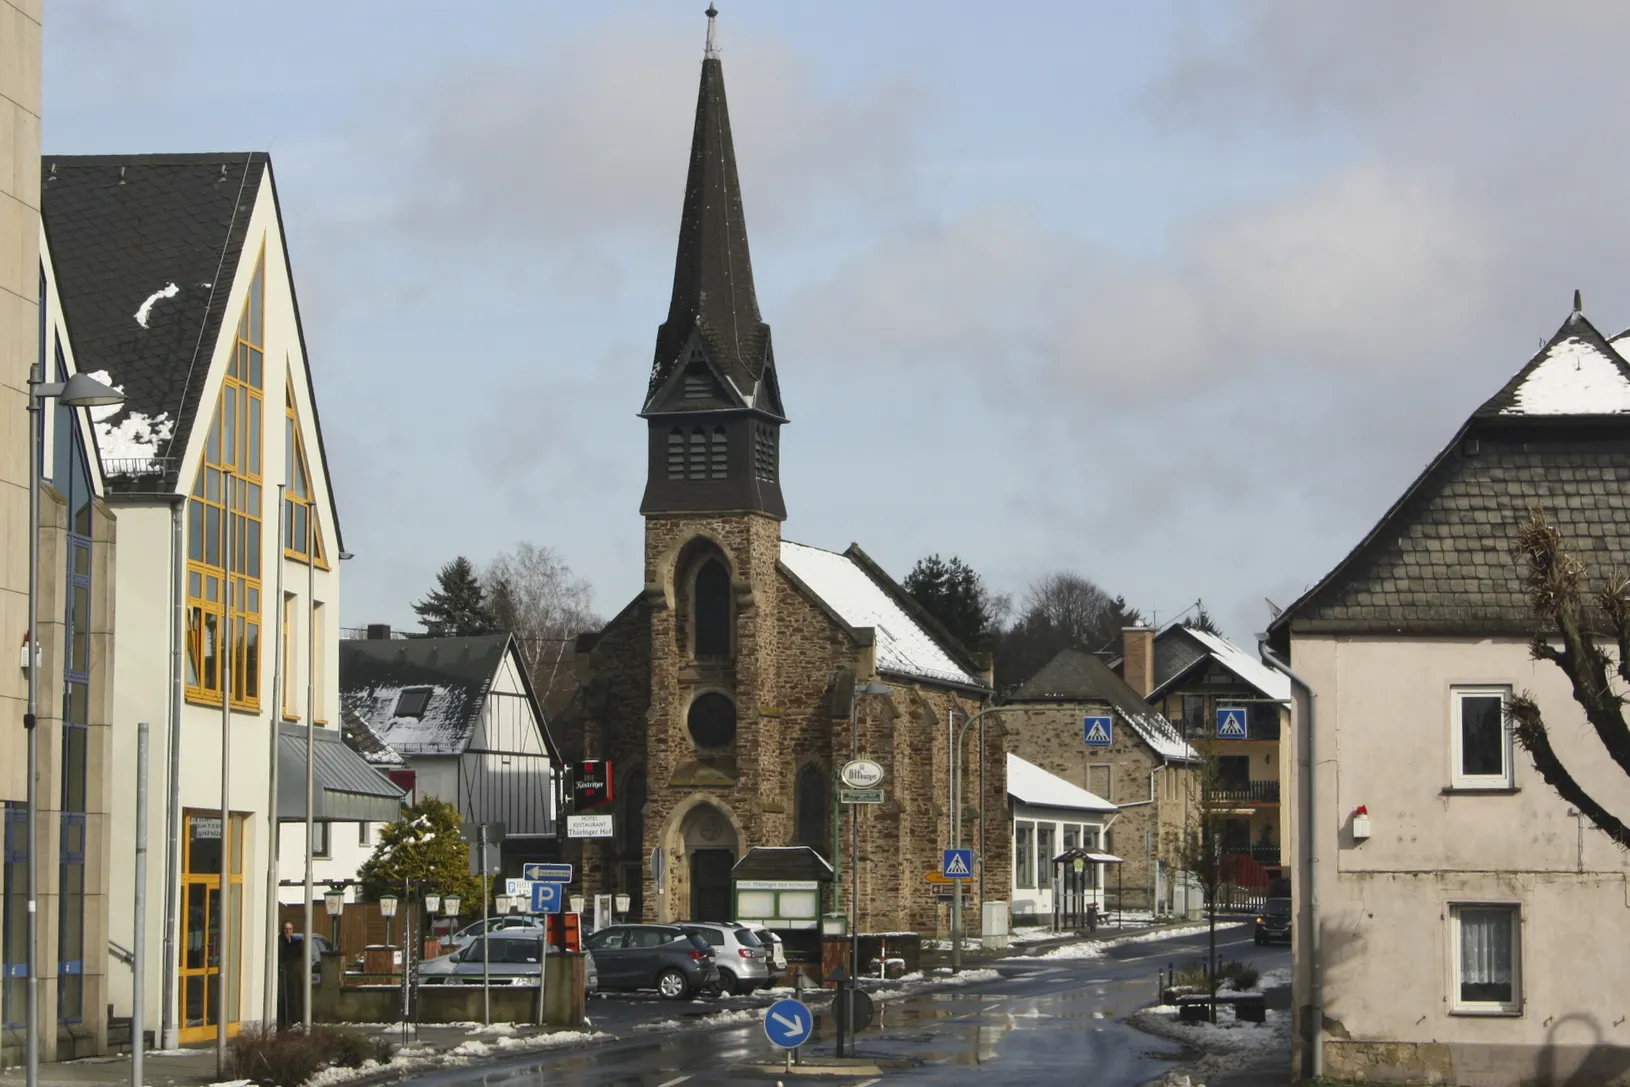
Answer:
[1258,640,1321,1081]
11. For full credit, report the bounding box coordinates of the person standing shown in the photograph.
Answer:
[277,921,300,1029]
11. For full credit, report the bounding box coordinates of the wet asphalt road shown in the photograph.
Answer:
[402,927,1289,1087]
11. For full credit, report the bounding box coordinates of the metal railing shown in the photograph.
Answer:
[1209,779,1281,804]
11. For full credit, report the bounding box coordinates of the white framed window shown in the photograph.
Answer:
[1451,686,1512,789]
[358,822,371,847]
[1450,903,1521,1014]
[1014,821,1035,889]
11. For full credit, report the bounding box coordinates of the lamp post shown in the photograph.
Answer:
[325,887,345,948]
[379,894,398,950]
[24,367,123,1087]
[843,680,890,1057]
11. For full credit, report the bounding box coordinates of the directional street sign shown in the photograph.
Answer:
[1083,715,1113,747]
[839,788,884,805]
[530,881,563,914]
[1216,707,1248,740]
[942,849,974,879]
[925,871,952,884]
[522,862,574,883]
[762,998,814,1049]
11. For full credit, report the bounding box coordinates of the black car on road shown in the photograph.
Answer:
[1254,897,1292,945]
[583,924,720,1000]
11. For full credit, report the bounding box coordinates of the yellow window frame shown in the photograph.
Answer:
[283,380,327,568]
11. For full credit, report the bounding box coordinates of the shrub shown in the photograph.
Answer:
[1229,965,1261,992]
[226,1023,395,1087]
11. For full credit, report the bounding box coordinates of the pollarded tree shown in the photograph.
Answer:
[1509,508,1630,846]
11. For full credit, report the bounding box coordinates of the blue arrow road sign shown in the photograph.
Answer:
[763,999,814,1049]
[522,862,574,883]
[942,849,974,879]
[1083,715,1113,746]
[530,881,563,914]
[1216,707,1248,739]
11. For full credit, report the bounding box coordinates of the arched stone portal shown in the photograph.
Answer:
[659,797,741,923]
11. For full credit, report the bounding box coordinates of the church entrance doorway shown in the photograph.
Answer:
[690,850,734,921]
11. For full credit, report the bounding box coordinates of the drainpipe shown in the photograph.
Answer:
[1259,642,1320,1081]
[262,488,286,1026]
[160,495,185,1049]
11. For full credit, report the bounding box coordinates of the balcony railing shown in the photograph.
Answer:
[1210,779,1281,804]
[1221,844,1284,868]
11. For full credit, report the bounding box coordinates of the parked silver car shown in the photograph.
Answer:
[743,926,787,974]
[678,922,770,994]
[417,930,597,994]
[443,915,548,952]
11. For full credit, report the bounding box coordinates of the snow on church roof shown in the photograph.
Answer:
[1007,753,1116,813]
[1500,334,1630,416]
[779,540,983,688]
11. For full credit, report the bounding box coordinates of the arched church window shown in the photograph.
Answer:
[621,768,647,859]
[687,692,737,749]
[710,427,727,479]
[667,429,685,480]
[693,559,731,657]
[795,764,827,850]
[688,428,708,480]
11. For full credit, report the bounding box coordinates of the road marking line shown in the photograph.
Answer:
[854,1079,882,1087]
[657,1078,691,1087]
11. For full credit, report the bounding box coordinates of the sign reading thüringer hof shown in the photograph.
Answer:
[567,813,615,839]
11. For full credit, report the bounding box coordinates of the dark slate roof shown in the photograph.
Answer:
[41,153,266,491]
[1153,628,1209,691]
[1009,648,1194,760]
[340,634,513,756]
[645,45,776,413]
[1474,308,1630,418]
[1272,307,1630,640]
[340,707,405,767]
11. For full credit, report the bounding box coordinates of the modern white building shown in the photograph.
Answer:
[1267,304,1630,1084]
[1007,753,1116,924]
[42,153,402,1047]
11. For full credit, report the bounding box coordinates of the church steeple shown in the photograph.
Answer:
[641,5,787,521]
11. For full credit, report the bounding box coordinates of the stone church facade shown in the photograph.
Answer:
[555,11,1005,936]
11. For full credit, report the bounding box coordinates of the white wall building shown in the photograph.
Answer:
[42,154,401,1047]
[1268,305,1630,1085]
[1007,753,1116,924]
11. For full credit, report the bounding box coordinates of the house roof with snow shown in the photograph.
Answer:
[340,707,405,767]
[1150,627,1291,704]
[778,541,987,690]
[40,153,340,536]
[1007,753,1116,813]
[1271,304,1630,641]
[339,633,559,760]
[1008,648,1196,761]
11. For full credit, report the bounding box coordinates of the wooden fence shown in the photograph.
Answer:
[279,901,453,960]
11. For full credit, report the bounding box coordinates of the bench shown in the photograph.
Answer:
[1176,993,1266,1024]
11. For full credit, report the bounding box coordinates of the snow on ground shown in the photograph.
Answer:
[865,967,1002,1002]
[632,1006,763,1033]
[1034,922,1245,960]
[300,1030,608,1087]
[1129,1002,1290,1085]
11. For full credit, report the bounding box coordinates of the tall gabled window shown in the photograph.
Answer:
[185,245,266,709]
[284,380,326,565]
[709,427,727,479]
[667,429,685,480]
[693,559,731,658]
[795,765,827,851]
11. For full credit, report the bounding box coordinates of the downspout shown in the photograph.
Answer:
[160,495,185,1049]
[262,488,286,1026]
[1259,642,1320,1081]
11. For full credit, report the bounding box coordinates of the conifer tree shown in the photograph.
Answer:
[413,556,495,637]
[357,797,482,911]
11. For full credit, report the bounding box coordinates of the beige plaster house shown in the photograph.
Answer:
[1267,303,1630,1085]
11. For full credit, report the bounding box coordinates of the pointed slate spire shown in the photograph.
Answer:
[647,4,771,405]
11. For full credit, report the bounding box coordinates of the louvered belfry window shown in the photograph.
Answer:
[710,427,727,479]
[689,428,708,479]
[754,425,777,483]
[668,429,686,480]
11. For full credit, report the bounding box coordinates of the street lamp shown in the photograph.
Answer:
[424,892,441,915]
[442,894,461,918]
[843,680,890,1057]
[379,895,398,948]
[24,365,122,1087]
[324,887,345,947]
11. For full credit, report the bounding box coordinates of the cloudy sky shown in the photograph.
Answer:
[43,1,1630,643]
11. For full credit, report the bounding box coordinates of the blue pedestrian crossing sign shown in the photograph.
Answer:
[1083,715,1113,747]
[942,848,974,879]
[763,998,814,1048]
[530,881,563,914]
[1216,707,1248,739]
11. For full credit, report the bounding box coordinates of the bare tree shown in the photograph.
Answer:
[483,542,602,710]
[993,572,1143,691]
[1165,738,1229,1023]
[1509,508,1630,846]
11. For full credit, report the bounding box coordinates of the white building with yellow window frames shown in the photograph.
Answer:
[41,153,402,1049]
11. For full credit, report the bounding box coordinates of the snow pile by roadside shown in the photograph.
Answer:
[301,1030,608,1087]
[866,967,1002,1002]
[1035,922,1245,960]
[1129,1003,1289,1086]
[633,1006,763,1033]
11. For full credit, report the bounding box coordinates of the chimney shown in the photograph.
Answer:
[1122,626,1155,697]
[366,623,392,641]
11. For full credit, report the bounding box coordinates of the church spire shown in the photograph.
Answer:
[646,3,772,410]
[639,4,787,523]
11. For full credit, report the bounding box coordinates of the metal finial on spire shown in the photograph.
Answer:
[1574,288,1583,314]
[704,4,719,58]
